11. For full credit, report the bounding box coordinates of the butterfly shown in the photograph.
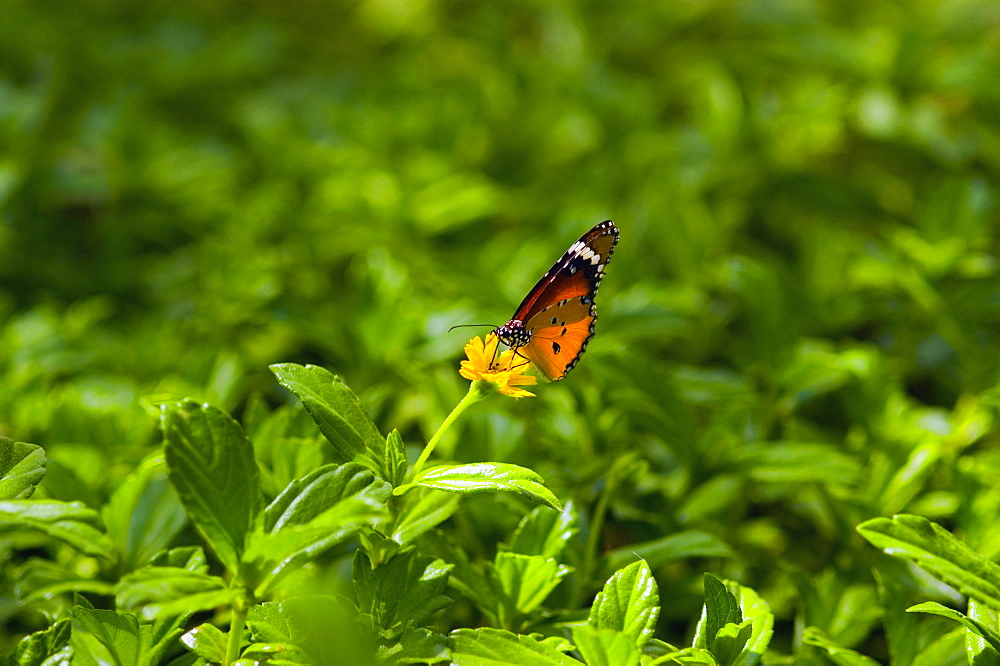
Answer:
[494,220,619,380]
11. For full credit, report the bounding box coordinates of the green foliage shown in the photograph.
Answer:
[3,0,1000,662]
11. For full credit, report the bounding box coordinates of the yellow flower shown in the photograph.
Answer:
[459,334,537,398]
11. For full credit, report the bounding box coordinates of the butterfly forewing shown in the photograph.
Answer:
[500,220,619,381]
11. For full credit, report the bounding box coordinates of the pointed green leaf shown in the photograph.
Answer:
[448,627,578,665]
[70,604,142,666]
[354,550,453,639]
[858,514,1000,611]
[506,503,577,559]
[491,552,572,615]
[247,602,291,644]
[116,566,232,620]
[0,500,112,559]
[590,559,660,649]
[572,625,640,666]
[102,456,186,573]
[181,622,229,663]
[906,601,1000,653]
[0,438,46,499]
[161,399,262,574]
[270,363,383,468]
[392,488,461,545]
[698,574,741,654]
[9,618,71,665]
[385,429,409,487]
[802,627,880,665]
[395,463,561,511]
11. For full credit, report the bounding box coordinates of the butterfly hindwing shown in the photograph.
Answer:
[522,298,596,380]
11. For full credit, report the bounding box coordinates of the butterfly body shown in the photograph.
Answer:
[494,220,619,380]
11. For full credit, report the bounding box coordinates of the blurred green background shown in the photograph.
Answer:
[2,0,999,658]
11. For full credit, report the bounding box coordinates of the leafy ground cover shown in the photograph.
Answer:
[1,0,1000,663]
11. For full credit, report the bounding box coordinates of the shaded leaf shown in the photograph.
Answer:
[802,627,880,666]
[603,531,733,577]
[354,550,453,639]
[491,552,572,615]
[505,503,577,559]
[116,566,232,620]
[0,500,112,559]
[9,618,71,666]
[392,488,461,545]
[102,456,186,573]
[70,603,141,666]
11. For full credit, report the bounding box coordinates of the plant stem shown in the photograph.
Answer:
[225,589,250,665]
[411,383,485,478]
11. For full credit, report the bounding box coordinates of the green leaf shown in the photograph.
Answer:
[0,438,46,499]
[102,456,186,573]
[491,552,572,615]
[394,463,562,511]
[70,603,142,666]
[858,514,1000,611]
[967,600,1000,666]
[181,622,229,663]
[244,465,389,596]
[247,602,292,644]
[392,488,461,545]
[729,581,774,666]
[737,442,861,486]
[377,627,450,665]
[590,559,660,649]
[448,627,578,665]
[146,611,194,666]
[906,601,1000,653]
[698,574,741,654]
[505,503,577,559]
[116,565,232,620]
[14,559,116,602]
[571,625,641,666]
[270,363,383,469]
[603,531,733,578]
[712,620,753,665]
[354,549,453,639]
[802,627,880,665]
[9,618,71,666]
[263,462,381,532]
[161,399,263,575]
[0,499,113,559]
[385,429,409,487]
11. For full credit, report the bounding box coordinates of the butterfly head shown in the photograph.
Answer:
[494,319,532,351]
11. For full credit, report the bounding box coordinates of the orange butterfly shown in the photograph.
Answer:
[494,220,619,380]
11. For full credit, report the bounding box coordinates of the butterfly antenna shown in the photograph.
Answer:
[448,323,497,332]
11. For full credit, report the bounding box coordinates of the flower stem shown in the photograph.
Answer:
[411,382,487,478]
